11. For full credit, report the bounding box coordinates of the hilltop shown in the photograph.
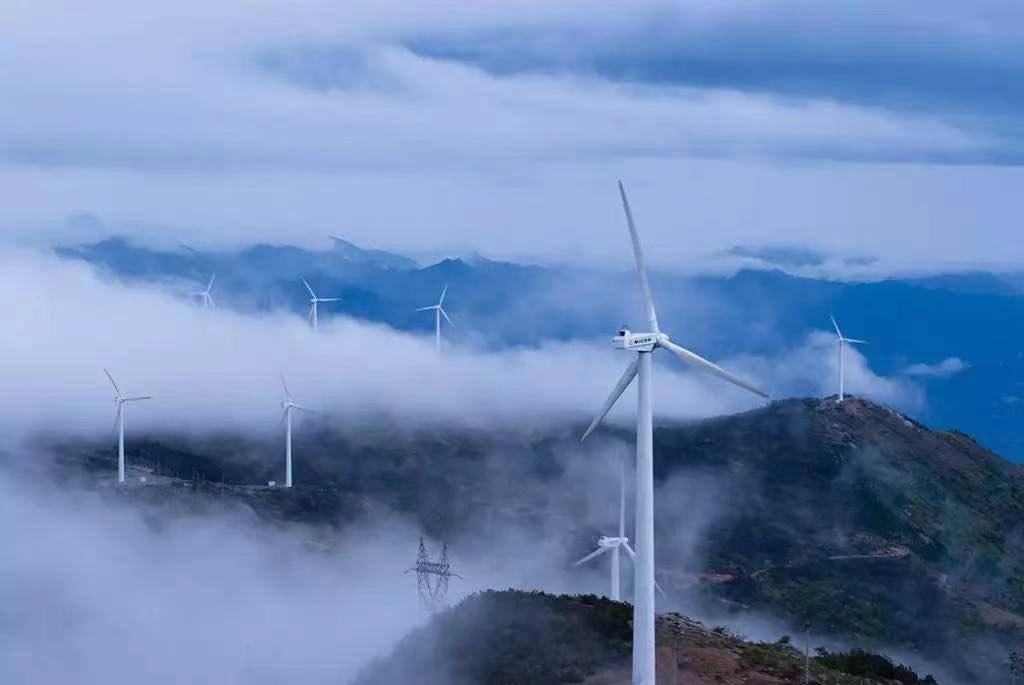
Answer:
[661,397,1024,655]
[352,589,939,684]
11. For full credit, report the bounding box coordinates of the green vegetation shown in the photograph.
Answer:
[352,591,631,685]
[355,590,943,684]
[814,648,938,684]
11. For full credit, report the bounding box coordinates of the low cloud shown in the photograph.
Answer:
[902,357,970,379]
[0,249,769,447]
[0,467,423,684]
[732,330,924,412]
[0,249,935,450]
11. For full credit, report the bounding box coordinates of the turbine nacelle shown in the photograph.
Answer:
[190,273,216,309]
[597,535,629,549]
[302,278,342,329]
[613,327,658,352]
[418,284,454,351]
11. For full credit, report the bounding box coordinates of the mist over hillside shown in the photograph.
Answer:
[17,394,1023,682]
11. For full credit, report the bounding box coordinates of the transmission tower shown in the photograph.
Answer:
[407,537,461,611]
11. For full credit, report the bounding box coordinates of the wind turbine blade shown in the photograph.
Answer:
[573,547,609,567]
[844,338,868,345]
[307,304,315,323]
[280,374,292,400]
[124,396,152,402]
[103,369,121,396]
[440,307,454,327]
[302,278,316,299]
[618,181,659,335]
[208,294,216,309]
[278,409,288,427]
[829,314,842,338]
[416,305,437,312]
[207,273,216,291]
[294,406,317,415]
[438,283,448,306]
[580,357,640,442]
[319,297,342,303]
[621,542,665,595]
[661,339,768,399]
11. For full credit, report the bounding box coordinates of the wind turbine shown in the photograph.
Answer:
[190,273,216,309]
[829,314,867,403]
[580,181,767,685]
[575,459,636,601]
[104,369,152,484]
[417,284,454,352]
[302,278,342,331]
[279,375,314,488]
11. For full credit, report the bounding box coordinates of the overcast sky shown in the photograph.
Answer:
[3,1,1022,270]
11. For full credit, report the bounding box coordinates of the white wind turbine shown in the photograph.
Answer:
[302,278,342,331]
[829,314,867,403]
[573,459,668,601]
[417,284,454,352]
[580,181,767,685]
[104,369,152,484]
[279,375,314,488]
[190,273,216,309]
[575,459,633,601]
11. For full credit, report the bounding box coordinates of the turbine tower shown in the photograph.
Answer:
[279,375,314,488]
[417,284,454,352]
[580,181,767,685]
[575,459,633,601]
[302,278,342,331]
[191,273,216,309]
[104,369,152,484]
[829,314,867,403]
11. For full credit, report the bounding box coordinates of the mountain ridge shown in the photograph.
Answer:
[352,589,941,684]
[43,395,1024,680]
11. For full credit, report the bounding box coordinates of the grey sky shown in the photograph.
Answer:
[2,1,1021,270]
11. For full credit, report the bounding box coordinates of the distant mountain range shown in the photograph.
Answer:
[55,236,1024,459]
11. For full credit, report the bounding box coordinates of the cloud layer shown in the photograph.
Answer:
[0,250,773,444]
[1,1,1022,270]
[0,250,926,450]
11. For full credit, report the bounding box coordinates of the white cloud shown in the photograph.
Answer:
[0,250,936,448]
[732,330,924,411]
[902,357,970,379]
[0,470,424,684]
[0,250,769,445]
[0,1,1020,272]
